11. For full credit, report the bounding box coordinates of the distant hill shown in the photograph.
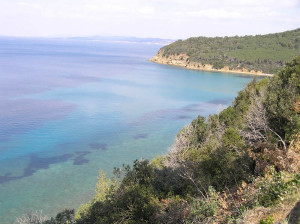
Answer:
[151,28,300,74]
[0,36,174,45]
[67,36,174,45]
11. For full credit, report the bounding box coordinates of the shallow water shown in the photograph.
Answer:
[0,37,254,223]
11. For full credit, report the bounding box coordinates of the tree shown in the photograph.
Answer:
[264,56,300,147]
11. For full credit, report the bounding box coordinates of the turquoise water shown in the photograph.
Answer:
[0,37,254,223]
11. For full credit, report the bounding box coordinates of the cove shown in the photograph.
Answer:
[0,37,254,223]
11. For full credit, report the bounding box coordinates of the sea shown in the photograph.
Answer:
[0,37,254,223]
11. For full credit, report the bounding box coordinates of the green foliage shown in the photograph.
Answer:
[289,173,300,188]
[160,28,300,73]
[113,184,158,222]
[121,159,155,186]
[219,106,236,126]
[154,196,188,224]
[234,78,260,116]
[190,115,207,144]
[75,160,161,223]
[198,146,252,191]
[259,215,274,224]
[74,202,92,221]
[43,209,75,224]
[152,167,193,197]
[94,170,118,202]
[189,186,219,222]
[150,155,164,169]
[265,56,300,144]
[212,60,225,69]
[258,170,288,207]
[219,77,268,130]
[222,127,245,149]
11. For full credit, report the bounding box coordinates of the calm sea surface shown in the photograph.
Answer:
[0,37,253,223]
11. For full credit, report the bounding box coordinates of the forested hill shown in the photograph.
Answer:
[152,28,300,74]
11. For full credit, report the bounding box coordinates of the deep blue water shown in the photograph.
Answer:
[0,37,254,223]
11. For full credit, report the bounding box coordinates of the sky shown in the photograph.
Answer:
[0,0,299,39]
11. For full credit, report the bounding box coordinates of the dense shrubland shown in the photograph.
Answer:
[18,57,300,223]
[159,29,300,74]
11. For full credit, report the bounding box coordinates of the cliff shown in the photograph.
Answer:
[150,50,273,76]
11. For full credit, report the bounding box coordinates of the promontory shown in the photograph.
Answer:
[151,28,300,76]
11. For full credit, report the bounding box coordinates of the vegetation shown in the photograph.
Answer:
[159,28,300,74]
[18,57,300,223]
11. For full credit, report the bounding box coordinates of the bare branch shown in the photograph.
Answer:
[241,89,287,150]
[268,128,287,151]
[16,210,48,224]
[241,91,269,144]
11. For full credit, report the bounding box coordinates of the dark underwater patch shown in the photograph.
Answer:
[174,115,191,120]
[133,133,148,139]
[0,172,20,184]
[89,143,107,151]
[0,153,73,184]
[72,151,91,165]
[23,154,73,177]
[182,103,207,112]
[132,108,179,126]
[208,98,232,105]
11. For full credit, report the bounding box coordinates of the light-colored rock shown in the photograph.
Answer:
[150,50,274,77]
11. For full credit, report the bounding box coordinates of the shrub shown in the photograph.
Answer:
[219,106,236,127]
[43,209,75,224]
[74,202,92,221]
[94,170,118,202]
[16,211,48,224]
[198,146,252,191]
[222,127,245,150]
[259,215,274,224]
[258,169,288,207]
[154,196,188,223]
[265,56,300,145]
[188,186,219,222]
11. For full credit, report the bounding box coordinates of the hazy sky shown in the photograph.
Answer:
[0,0,299,39]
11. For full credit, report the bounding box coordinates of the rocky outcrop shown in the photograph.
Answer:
[150,50,273,77]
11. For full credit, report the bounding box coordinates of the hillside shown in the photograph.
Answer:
[151,29,300,75]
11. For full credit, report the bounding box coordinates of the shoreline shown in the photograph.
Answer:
[150,53,274,77]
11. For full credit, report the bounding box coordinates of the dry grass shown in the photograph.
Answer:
[242,192,299,224]
[210,138,300,224]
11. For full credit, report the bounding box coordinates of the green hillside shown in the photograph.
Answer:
[160,28,300,74]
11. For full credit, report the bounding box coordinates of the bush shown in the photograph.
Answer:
[188,186,219,222]
[259,215,274,224]
[219,106,236,127]
[43,209,75,224]
[222,127,245,150]
[154,196,188,224]
[258,169,288,207]
[198,146,252,191]
[16,211,48,224]
[265,56,300,145]
[74,202,92,221]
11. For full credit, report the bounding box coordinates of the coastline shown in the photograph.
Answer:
[150,52,274,77]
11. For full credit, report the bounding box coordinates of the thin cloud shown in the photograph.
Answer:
[186,9,243,19]
[0,0,299,38]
